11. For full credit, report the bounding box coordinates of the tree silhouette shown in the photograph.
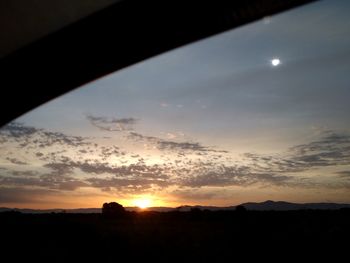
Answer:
[235,205,247,213]
[102,202,126,218]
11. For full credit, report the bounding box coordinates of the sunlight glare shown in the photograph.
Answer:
[271,58,281,66]
[133,198,152,209]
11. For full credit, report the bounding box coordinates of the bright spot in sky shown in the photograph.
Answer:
[271,58,281,66]
[133,198,151,209]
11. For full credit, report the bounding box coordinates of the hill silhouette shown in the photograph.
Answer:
[2,200,350,213]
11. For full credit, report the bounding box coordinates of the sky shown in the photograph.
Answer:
[1,0,350,209]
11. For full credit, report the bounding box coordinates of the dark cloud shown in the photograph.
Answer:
[127,132,158,143]
[0,187,57,203]
[337,171,350,179]
[6,157,28,165]
[0,168,39,177]
[289,133,350,168]
[99,146,121,159]
[128,131,228,153]
[0,174,87,191]
[244,132,350,174]
[87,176,170,193]
[86,115,137,131]
[51,160,170,180]
[0,122,37,138]
[180,166,253,187]
[0,122,88,148]
[43,162,75,176]
[11,170,38,177]
[177,163,294,188]
[0,159,173,193]
[158,141,216,152]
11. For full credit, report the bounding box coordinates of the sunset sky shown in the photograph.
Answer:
[1,0,350,209]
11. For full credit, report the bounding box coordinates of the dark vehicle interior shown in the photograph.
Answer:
[0,0,314,126]
[1,1,350,262]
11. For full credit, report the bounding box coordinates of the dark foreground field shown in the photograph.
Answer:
[1,209,349,262]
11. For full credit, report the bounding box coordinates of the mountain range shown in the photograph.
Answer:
[1,200,350,213]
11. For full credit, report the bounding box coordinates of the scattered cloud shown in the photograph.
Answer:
[244,132,350,175]
[128,131,228,153]
[11,170,39,177]
[0,122,88,148]
[6,157,28,165]
[337,171,350,179]
[177,163,294,188]
[86,115,137,131]
[43,162,75,176]
[1,122,350,199]
[0,173,87,191]
[87,176,170,193]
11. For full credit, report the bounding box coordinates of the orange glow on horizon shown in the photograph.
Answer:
[132,198,152,209]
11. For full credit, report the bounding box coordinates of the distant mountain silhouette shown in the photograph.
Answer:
[175,205,232,212]
[174,201,350,211]
[239,200,350,211]
[1,200,350,213]
[0,207,101,214]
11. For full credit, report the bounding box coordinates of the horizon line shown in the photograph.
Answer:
[2,200,350,211]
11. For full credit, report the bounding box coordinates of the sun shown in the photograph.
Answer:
[133,198,152,209]
[271,58,281,66]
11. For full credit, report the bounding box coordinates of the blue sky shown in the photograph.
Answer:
[1,0,350,208]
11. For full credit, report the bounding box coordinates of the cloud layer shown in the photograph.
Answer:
[1,121,350,204]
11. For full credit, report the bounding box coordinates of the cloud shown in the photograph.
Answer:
[34,129,349,190]
[127,131,158,143]
[86,115,137,131]
[1,160,172,193]
[128,131,228,153]
[11,170,38,177]
[337,171,350,179]
[255,174,295,186]
[243,132,350,174]
[35,152,44,157]
[6,157,28,165]
[2,122,350,197]
[86,115,228,154]
[0,122,37,139]
[57,160,170,180]
[176,163,294,188]
[158,141,209,151]
[99,146,123,159]
[0,122,88,148]
[0,174,87,191]
[87,176,170,193]
[36,159,296,190]
[0,187,57,203]
[43,162,75,176]
[170,189,220,201]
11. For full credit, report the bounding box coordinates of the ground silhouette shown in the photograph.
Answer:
[1,207,349,262]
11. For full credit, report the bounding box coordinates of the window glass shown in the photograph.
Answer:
[1,0,350,209]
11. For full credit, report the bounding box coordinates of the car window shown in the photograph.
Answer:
[1,0,349,209]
